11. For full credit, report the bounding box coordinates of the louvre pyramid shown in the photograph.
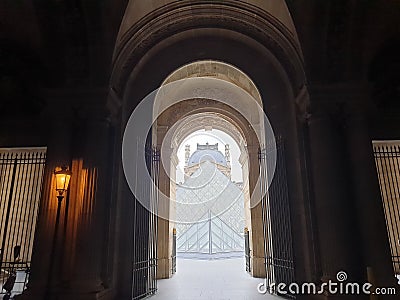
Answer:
[176,160,245,255]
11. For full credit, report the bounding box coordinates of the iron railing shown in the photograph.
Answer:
[373,142,400,277]
[0,149,46,296]
[259,137,295,298]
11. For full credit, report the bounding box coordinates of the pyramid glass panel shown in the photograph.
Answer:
[176,158,245,256]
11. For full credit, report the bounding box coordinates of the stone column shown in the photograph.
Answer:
[307,107,366,298]
[247,144,266,278]
[345,111,398,293]
[156,125,173,279]
[58,115,113,300]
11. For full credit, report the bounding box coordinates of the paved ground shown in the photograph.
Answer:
[151,258,280,300]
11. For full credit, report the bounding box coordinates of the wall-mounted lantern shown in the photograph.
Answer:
[54,166,72,198]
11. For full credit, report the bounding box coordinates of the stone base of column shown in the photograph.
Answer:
[15,287,113,300]
[14,289,45,300]
[56,288,113,300]
[251,256,266,278]
[156,257,172,279]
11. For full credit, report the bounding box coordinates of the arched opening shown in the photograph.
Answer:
[150,59,269,276]
[170,127,249,294]
[169,116,251,261]
[143,59,274,297]
[116,8,310,297]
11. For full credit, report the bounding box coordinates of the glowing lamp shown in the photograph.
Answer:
[54,166,72,196]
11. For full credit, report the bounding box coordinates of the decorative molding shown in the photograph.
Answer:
[110,0,305,98]
[294,84,311,123]
[171,112,246,150]
[307,83,372,129]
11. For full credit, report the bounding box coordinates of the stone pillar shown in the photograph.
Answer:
[247,144,266,278]
[156,126,173,279]
[345,111,398,293]
[56,115,113,300]
[307,108,366,298]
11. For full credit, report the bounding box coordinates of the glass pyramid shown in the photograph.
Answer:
[175,160,245,256]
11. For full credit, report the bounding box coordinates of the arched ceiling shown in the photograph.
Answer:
[162,60,262,106]
[153,60,266,148]
[1,1,399,89]
[170,112,246,150]
[118,0,299,45]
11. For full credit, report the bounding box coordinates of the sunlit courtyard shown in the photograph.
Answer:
[152,258,280,300]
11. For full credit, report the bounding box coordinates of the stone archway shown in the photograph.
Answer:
[151,60,269,279]
[155,101,263,278]
[112,3,312,297]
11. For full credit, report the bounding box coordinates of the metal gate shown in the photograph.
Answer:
[0,148,46,295]
[171,228,176,275]
[244,228,251,272]
[131,143,159,300]
[259,137,295,298]
[373,141,400,277]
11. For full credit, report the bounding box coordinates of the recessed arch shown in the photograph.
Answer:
[111,2,306,97]
[170,112,247,151]
[116,6,311,299]
[150,56,273,283]
[161,60,263,106]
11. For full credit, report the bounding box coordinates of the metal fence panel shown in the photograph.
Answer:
[131,142,158,300]
[259,137,295,298]
[0,148,46,296]
[373,142,400,277]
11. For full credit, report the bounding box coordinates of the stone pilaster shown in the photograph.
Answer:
[156,125,173,279]
[345,110,398,295]
[56,116,113,300]
[247,144,266,278]
[307,107,366,298]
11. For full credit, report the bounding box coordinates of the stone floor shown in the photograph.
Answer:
[150,258,280,300]
[0,270,27,297]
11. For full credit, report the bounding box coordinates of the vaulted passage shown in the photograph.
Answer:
[1,1,399,300]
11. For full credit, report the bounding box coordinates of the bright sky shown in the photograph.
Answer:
[176,129,242,184]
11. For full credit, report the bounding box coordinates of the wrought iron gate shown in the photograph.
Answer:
[171,228,176,275]
[131,143,159,300]
[259,137,295,298]
[0,148,46,295]
[373,142,400,277]
[244,228,251,272]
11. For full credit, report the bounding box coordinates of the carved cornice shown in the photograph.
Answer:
[307,82,372,128]
[42,87,115,124]
[111,0,305,100]
[308,83,370,104]
[292,83,370,125]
